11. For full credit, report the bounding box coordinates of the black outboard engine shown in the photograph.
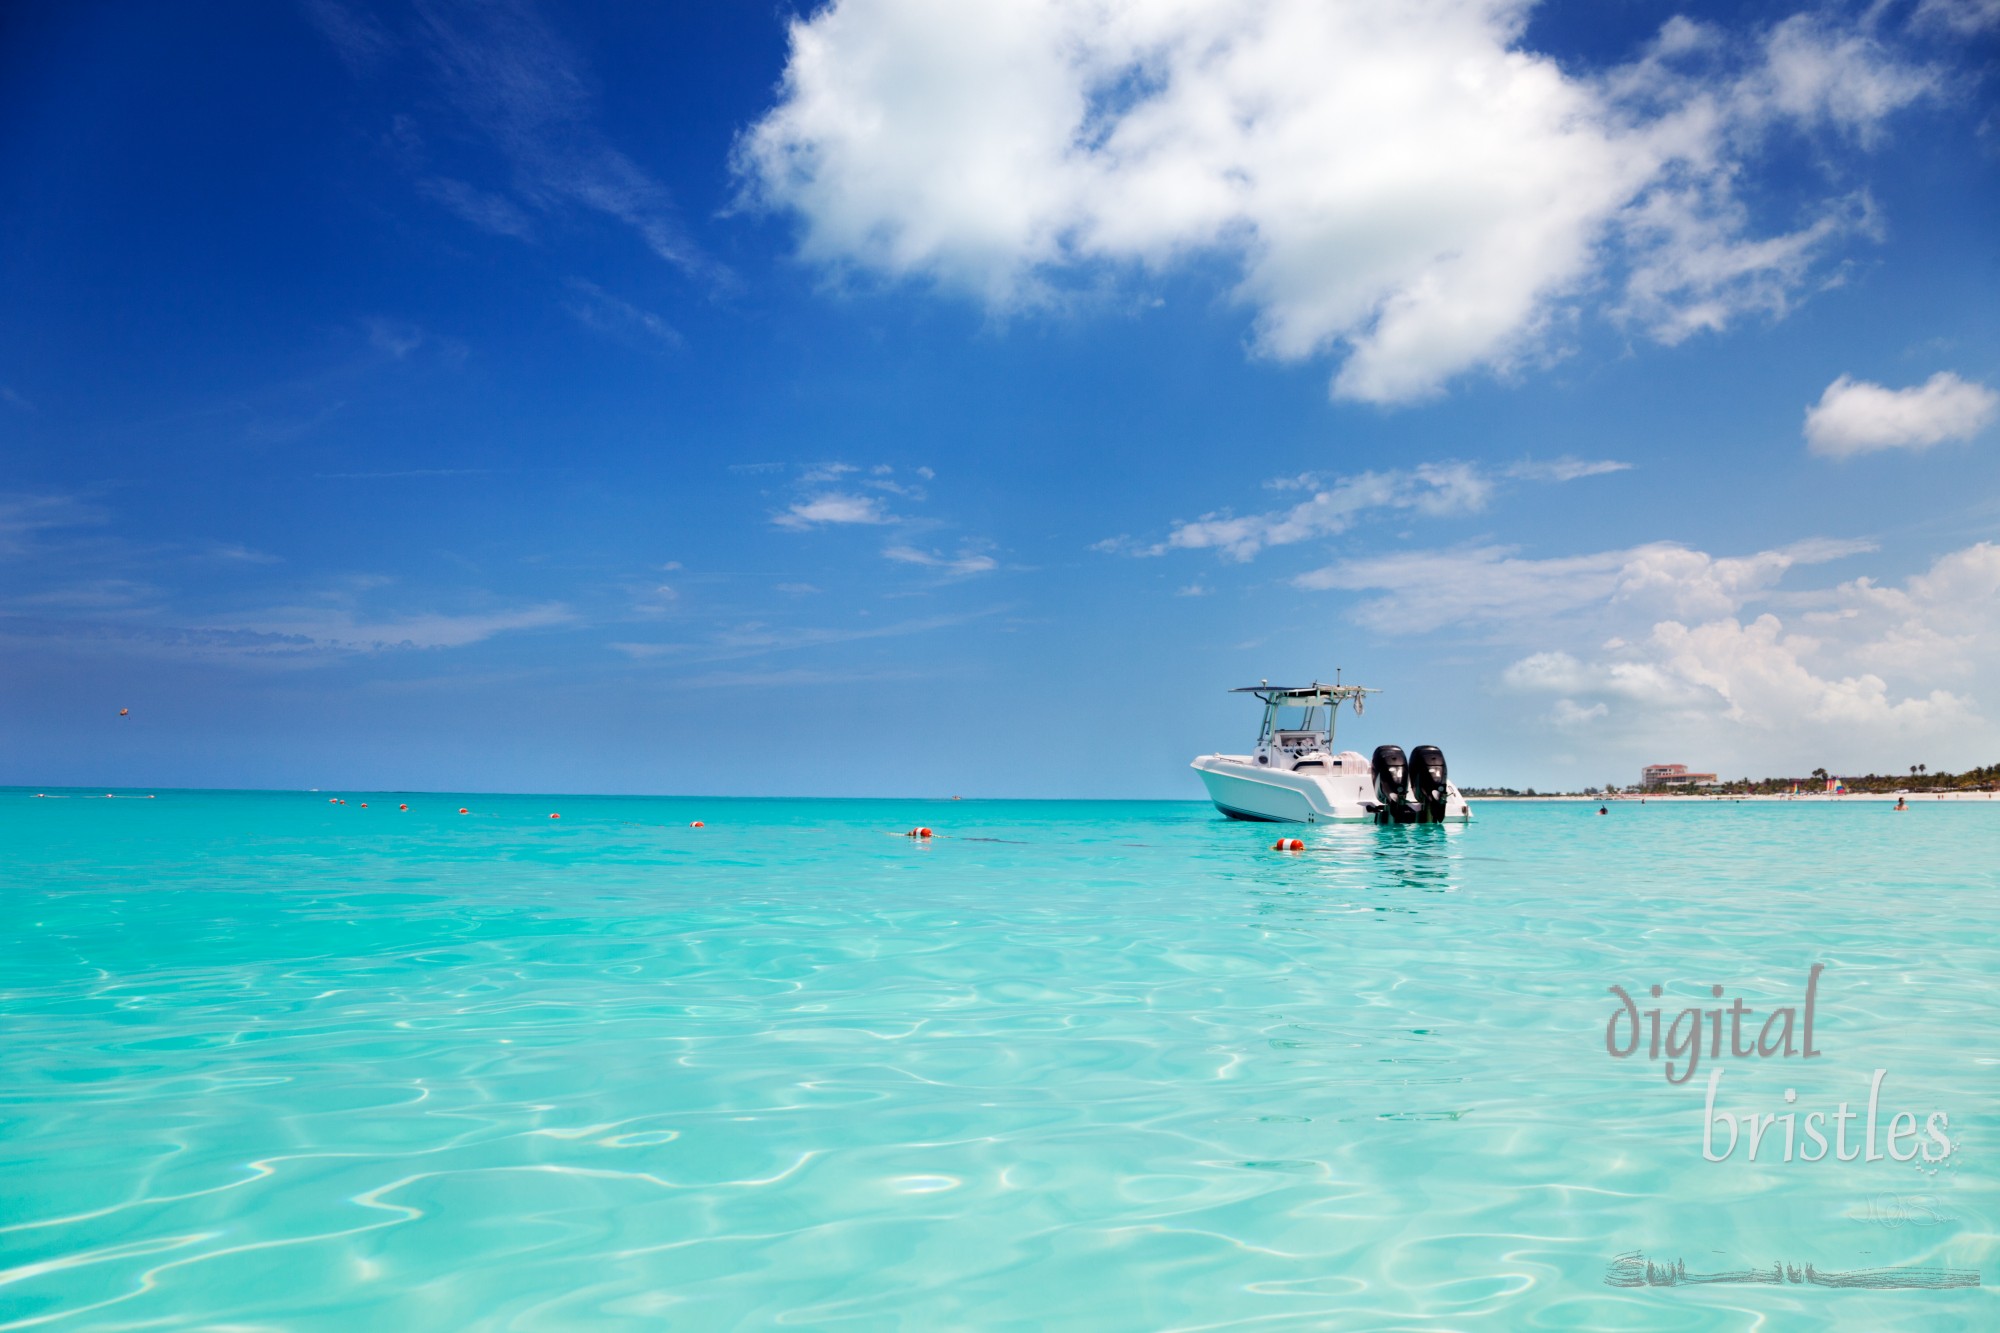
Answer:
[1408,745,1450,823]
[1371,744,1412,824]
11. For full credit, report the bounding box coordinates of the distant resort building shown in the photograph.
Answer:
[1640,762,1719,789]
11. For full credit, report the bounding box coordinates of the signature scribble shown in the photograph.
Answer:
[1858,1193,1952,1229]
[1606,1252,1979,1290]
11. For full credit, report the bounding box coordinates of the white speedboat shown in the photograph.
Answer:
[1191,680,1471,824]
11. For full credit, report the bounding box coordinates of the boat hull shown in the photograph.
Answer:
[1191,755,1471,824]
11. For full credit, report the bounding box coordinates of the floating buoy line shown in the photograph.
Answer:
[295,804,1210,853]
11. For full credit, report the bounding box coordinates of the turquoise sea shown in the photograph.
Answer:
[3,791,1995,1330]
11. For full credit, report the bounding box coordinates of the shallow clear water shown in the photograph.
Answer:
[3,791,1995,1329]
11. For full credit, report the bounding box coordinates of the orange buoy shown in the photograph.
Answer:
[919,827,933,838]
[549,813,560,819]
[398,803,408,811]
[458,807,469,815]
[1273,838,1304,851]
[690,820,704,828]
[359,803,368,809]
[328,798,337,804]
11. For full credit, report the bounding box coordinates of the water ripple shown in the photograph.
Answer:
[2,793,1994,1329]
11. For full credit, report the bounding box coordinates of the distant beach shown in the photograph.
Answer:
[1481,790,2000,803]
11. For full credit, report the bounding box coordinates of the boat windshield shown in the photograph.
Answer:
[1232,680,1376,750]
[1273,704,1324,734]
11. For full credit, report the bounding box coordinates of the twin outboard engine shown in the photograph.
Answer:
[1371,744,1410,820]
[1371,743,1451,824]
[1408,745,1450,823]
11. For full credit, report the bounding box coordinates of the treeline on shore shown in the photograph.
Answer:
[1465,761,2000,799]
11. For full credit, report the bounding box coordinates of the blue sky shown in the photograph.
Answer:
[3,0,1997,796]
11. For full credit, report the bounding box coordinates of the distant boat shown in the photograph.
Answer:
[1190,680,1471,825]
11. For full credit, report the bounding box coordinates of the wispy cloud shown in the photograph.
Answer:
[414,0,711,275]
[242,400,346,446]
[0,493,109,556]
[768,463,990,575]
[2,598,575,663]
[1294,536,1874,634]
[416,175,536,239]
[609,608,999,666]
[884,544,997,577]
[1914,0,2000,35]
[607,640,684,659]
[1505,458,1633,483]
[312,468,493,480]
[305,0,716,280]
[662,666,931,691]
[1122,463,1491,562]
[196,600,576,654]
[4,489,574,662]
[624,580,680,619]
[773,492,894,529]
[362,317,426,359]
[564,278,681,347]
[14,578,161,612]
[1112,457,1633,562]
[196,542,282,565]
[299,0,394,72]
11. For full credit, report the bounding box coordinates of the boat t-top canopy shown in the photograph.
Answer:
[1230,681,1378,706]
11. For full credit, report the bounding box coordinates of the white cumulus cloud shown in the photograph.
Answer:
[738,0,1937,402]
[1488,542,2000,759]
[1803,372,1999,457]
